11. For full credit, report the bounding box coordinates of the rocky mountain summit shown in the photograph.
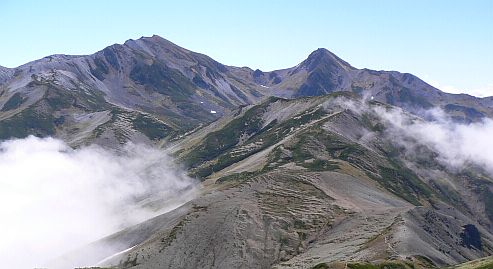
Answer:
[1,35,492,147]
[2,36,493,268]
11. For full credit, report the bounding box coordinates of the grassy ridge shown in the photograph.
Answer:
[447,256,493,269]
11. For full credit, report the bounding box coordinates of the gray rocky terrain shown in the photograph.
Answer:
[1,35,492,148]
[52,94,493,269]
[2,36,493,268]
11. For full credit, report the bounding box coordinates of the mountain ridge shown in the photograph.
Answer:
[2,35,488,98]
[1,34,491,147]
[3,35,493,268]
[53,92,493,269]
[2,34,493,148]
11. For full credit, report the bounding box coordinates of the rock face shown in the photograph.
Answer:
[0,35,265,147]
[3,36,493,268]
[1,35,493,147]
[56,94,493,269]
[461,224,482,250]
[234,48,493,123]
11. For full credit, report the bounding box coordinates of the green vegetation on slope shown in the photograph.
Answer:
[92,108,174,143]
[447,256,493,269]
[183,97,282,170]
[0,107,55,139]
[184,98,329,178]
[312,261,423,269]
[132,113,171,140]
[130,60,195,102]
[271,122,433,205]
[1,92,25,111]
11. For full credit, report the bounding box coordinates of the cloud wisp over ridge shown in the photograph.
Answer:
[333,96,493,176]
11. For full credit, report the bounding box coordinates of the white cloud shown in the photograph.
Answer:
[425,78,493,98]
[329,96,493,176]
[0,136,197,269]
[471,83,493,98]
[372,104,493,174]
[426,79,463,95]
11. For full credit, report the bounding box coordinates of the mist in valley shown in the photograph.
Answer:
[0,136,197,269]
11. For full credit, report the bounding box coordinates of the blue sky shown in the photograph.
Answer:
[1,0,492,96]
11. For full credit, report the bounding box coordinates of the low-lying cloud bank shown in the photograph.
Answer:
[335,97,493,175]
[373,106,493,173]
[0,136,197,269]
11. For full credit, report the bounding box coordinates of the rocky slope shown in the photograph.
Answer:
[54,93,493,269]
[0,36,266,147]
[1,35,492,148]
[240,48,493,123]
[3,36,493,268]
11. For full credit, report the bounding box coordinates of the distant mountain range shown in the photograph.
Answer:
[1,35,492,147]
[2,35,493,269]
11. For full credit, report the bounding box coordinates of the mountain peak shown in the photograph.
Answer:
[123,34,178,48]
[308,48,332,57]
[302,48,354,71]
[140,34,171,43]
[119,34,193,60]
